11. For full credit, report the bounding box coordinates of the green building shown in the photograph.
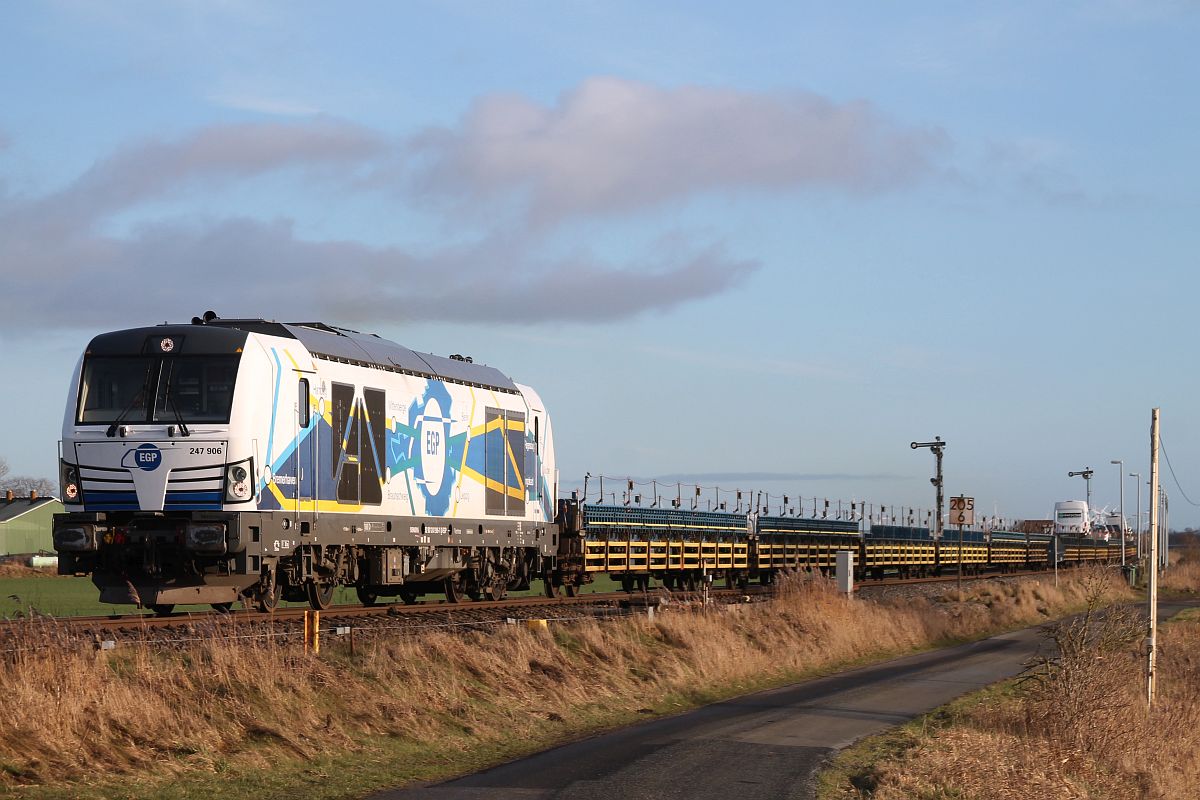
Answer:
[0,493,63,556]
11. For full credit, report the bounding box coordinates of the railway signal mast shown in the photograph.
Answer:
[911,438,947,541]
[1067,467,1094,511]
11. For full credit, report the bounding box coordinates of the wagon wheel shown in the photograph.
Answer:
[621,575,635,593]
[444,573,465,604]
[356,585,379,606]
[398,587,419,605]
[544,568,580,598]
[211,602,234,613]
[306,579,335,610]
[150,604,175,616]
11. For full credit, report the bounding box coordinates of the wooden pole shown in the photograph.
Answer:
[1148,408,1160,707]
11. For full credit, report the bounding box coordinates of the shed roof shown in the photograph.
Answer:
[0,497,61,524]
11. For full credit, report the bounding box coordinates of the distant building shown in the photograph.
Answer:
[0,491,63,556]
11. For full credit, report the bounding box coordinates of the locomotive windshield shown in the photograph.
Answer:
[78,355,240,424]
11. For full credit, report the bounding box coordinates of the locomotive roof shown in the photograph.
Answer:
[85,319,519,393]
[206,319,520,393]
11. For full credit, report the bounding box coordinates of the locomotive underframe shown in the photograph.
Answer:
[55,508,558,609]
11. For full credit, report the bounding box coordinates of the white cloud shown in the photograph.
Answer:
[411,77,949,224]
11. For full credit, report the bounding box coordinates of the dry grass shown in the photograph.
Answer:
[1161,546,1200,594]
[0,562,56,578]
[0,569,1132,795]
[828,565,1200,800]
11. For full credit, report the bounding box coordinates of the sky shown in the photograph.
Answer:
[1,1,1198,528]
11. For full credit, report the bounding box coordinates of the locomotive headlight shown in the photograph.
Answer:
[54,523,97,552]
[60,462,82,505]
[185,522,227,553]
[224,458,254,502]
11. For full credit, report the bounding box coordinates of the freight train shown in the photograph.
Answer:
[52,316,1128,613]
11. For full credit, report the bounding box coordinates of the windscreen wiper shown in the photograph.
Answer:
[162,384,191,438]
[106,365,155,437]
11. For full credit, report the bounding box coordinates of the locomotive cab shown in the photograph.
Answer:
[53,323,260,610]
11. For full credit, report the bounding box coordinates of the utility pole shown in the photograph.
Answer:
[1111,460,1125,567]
[1161,489,1169,571]
[1130,472,1142,561]
[911,437,946,541]
[1147,408,1160,708]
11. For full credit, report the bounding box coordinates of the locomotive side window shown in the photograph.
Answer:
[532,415,540,500]
[298,378,310,429]
[485,407,505,515]
[360,387,385,505]
[331,382,359,504]
[506,410,525,516]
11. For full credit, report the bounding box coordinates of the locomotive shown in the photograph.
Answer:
[52,315,1127,614]
[52,315,558,613]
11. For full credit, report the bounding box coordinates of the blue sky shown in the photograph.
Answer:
[1,1,1197,528]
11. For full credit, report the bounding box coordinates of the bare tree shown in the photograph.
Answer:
[1,459,57,499]
[5,476,57,498]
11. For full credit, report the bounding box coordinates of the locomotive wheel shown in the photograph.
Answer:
[467,549,507,601]
[356,585,379,606]
[150,604,175,616]
[254,577,282,613]
[444,573,464,603]
[306,579,335,610]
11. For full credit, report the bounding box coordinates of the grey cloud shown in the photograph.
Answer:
[0,111,762,333]
[13,118,386,236]
[2,77,946,334]
[0,215,758,331]
[412,77,950,223]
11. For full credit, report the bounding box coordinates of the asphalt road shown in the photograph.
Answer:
[371,600,1194,800]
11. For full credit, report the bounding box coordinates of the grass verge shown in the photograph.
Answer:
[0,568,1135,799]
[818,570,1200,800]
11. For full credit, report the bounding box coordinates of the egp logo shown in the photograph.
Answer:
[121,443,163,472]
[407,381,456,516]
[416,397,447,495]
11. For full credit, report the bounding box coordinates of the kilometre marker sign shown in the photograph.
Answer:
[949,496,975,526]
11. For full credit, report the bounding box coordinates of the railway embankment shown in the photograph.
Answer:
[0,569,1135,800]
[820,557,1200,799]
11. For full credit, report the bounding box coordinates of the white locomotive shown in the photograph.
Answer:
[53,314,559,613]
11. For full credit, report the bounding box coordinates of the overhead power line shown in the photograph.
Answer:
[1159,438,1200,507]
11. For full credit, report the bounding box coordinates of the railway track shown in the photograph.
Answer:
[0,568,1070,650]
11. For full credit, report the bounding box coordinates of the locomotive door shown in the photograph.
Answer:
[297,378,315,518]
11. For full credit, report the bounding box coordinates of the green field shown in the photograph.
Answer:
[0,572,627,618]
